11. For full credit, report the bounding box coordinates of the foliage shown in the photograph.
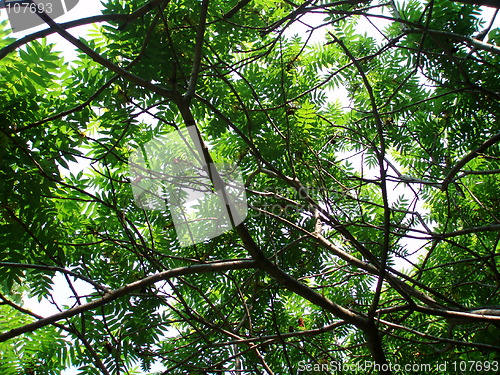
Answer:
[1,0,500,373]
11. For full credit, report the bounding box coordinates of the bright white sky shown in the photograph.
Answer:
[1,1,499,374]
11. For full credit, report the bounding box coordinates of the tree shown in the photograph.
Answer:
[0,0,499,373]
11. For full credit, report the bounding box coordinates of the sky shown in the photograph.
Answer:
[1,0,499,374]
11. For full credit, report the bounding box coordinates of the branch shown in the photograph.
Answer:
[0,293,69,333]
[195,93,455,312]
[222,0,252,20]
[0,0,171,61]
[21,0,173,99]
[0,260,256,342]
[0,262,108,291]
[0,292,111,373]
[380,318,500,352]
[469,308,500,316]
[185,0,210,101]
[235,224,369,326]
[416,305,500,323]
[329,33,392,325]
[437,223,500,238]
[441,131,500,190]
[0,15,125,61]
[14,9,163,133]
[173,98,392,366]
[404,28,500,56]
[456,169,500,178]
[261,0,314,36]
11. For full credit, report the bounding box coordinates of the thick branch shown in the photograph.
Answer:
[442,131,500,190]
[404,28,500,56]
[380,318,500,352]
[236,223,368,327]
[437,223,500,238]
[222,0,252,20]
[0,260,256,342]
[416,305,500,323]
[24,0,173,99]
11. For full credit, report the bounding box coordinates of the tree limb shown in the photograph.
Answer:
[22,0,174,99]
[441,130,500,190]
[185,0,210,101]
[222,0,253,20]
[0,260,256,342]
[0,0,172,61]
[404,28,500,56]
[0,15,126,61]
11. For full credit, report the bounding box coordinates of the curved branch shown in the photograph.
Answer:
[380,318,500,352]
[0,0,171,61]
[11,0,174,99]
[416,304,500,323]
[221,0,252,20]
[14,9,163,133]
[442,130,500,190]
[0,260,256,342]
[404,29,500,56]
[437,223,500,238]
[0,15,126,61]
[185,0,210,101]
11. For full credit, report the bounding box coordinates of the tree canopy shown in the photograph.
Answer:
[0,0,500,374]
